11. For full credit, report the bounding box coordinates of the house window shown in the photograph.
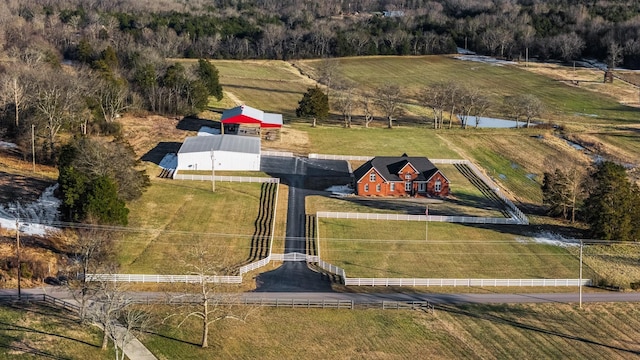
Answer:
[404,173,412,180]
[435,180,442,192]
[405,182,411,191]
[370,173,376,182]
[376,184,381,192]
[418,182,426,192]
[390,183,395,192]
[364,184,369,192]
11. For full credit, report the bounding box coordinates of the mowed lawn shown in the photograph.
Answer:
[296,55,640,124]
[318,219,583,279]
[117,179,264,274]
[300,124,462,158]
[142,303,640,359]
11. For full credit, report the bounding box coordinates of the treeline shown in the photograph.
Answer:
[3,0,639,67]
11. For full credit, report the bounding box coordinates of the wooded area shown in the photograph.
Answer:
[2,0,638,65]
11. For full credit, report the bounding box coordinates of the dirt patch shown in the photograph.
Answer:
[119,114,193,158]
[0,172,53,204]
[262,126,310,155]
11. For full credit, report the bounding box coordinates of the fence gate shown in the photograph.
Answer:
[282,252,308,261]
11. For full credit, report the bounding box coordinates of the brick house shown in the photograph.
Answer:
[353,154,450,197]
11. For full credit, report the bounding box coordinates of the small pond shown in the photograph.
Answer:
[460,116,536,128]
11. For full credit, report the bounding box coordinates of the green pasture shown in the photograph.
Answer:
[299,124,462,158]
[117,179,265,274]
[141,303,640,359]
[438,129,592,205]
[297,56,640,124]
[317,219,583,279]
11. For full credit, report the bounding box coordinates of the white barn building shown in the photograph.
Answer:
[176,135,260,171]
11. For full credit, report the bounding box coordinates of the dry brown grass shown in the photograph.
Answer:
[517,62,640,108]
[119,114,189,157]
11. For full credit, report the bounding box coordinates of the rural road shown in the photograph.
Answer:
[3,287,640,305]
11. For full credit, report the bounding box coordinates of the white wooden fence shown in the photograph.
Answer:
[262,150,294,157]
[309,153,373,161]
[172,173,280,183]
[85,273,242,284]
[344,278,592,287]
[316,211,519,224]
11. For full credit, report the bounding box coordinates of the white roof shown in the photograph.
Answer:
[221,105,264,121]
[178,135,260,155]
[262,113,283,126]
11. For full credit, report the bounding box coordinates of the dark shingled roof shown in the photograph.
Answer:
[354,155,440,182]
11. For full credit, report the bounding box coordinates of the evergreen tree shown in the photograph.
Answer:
[196,59,223,101]
[84,176,129,226]
[296,86,329,127]
[583,162,640,241]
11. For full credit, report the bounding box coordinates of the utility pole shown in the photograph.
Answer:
[579,239,583,309]
[210,150,216,192]
[31,124,35,173]
[15,219,21,299]
[425,206,429,242]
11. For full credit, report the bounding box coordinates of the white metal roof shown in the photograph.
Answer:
[221,105,264,121]
[262,113,283,126]
[178,135,260,155]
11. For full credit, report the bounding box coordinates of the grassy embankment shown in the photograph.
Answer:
[140,303,640,359]
[0,303,114,359]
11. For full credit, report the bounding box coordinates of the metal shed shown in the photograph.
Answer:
[176,135,260,171]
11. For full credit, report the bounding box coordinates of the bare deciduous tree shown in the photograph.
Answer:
[33,73,84,159]
[169,246,255,348]
[0,69,30,128]
[334,79,356,128]
[421,82,448,129]
[375,83,403,129]
[68,225,115,323]
[359,91,375,128]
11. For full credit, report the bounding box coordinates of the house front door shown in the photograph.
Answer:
[418,182,426,192]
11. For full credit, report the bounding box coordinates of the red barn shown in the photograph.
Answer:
[353,154,450,197]
[221,105,283,128]
[220,105,283,139]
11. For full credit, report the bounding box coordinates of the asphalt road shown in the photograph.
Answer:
[3,287,640,305]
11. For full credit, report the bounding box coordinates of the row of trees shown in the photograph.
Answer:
[2,0,639,67]
[296,80,543,129]
[542,161,640,241]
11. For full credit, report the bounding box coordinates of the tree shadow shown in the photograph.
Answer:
[139,329,200,347]
[436,303,640,356]
[175,116,219,132]
[140,142,182,166]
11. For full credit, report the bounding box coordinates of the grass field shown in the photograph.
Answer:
[141,303,640,359]
[295,56,640,125]
[208,60,313,116]
[117,179,265,274]
[0,303,113,359]
[317,219,585,279]
[438,129,592,206]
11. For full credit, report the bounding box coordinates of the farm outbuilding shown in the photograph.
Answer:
[221,105,283,140]
[176,135,260,171]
